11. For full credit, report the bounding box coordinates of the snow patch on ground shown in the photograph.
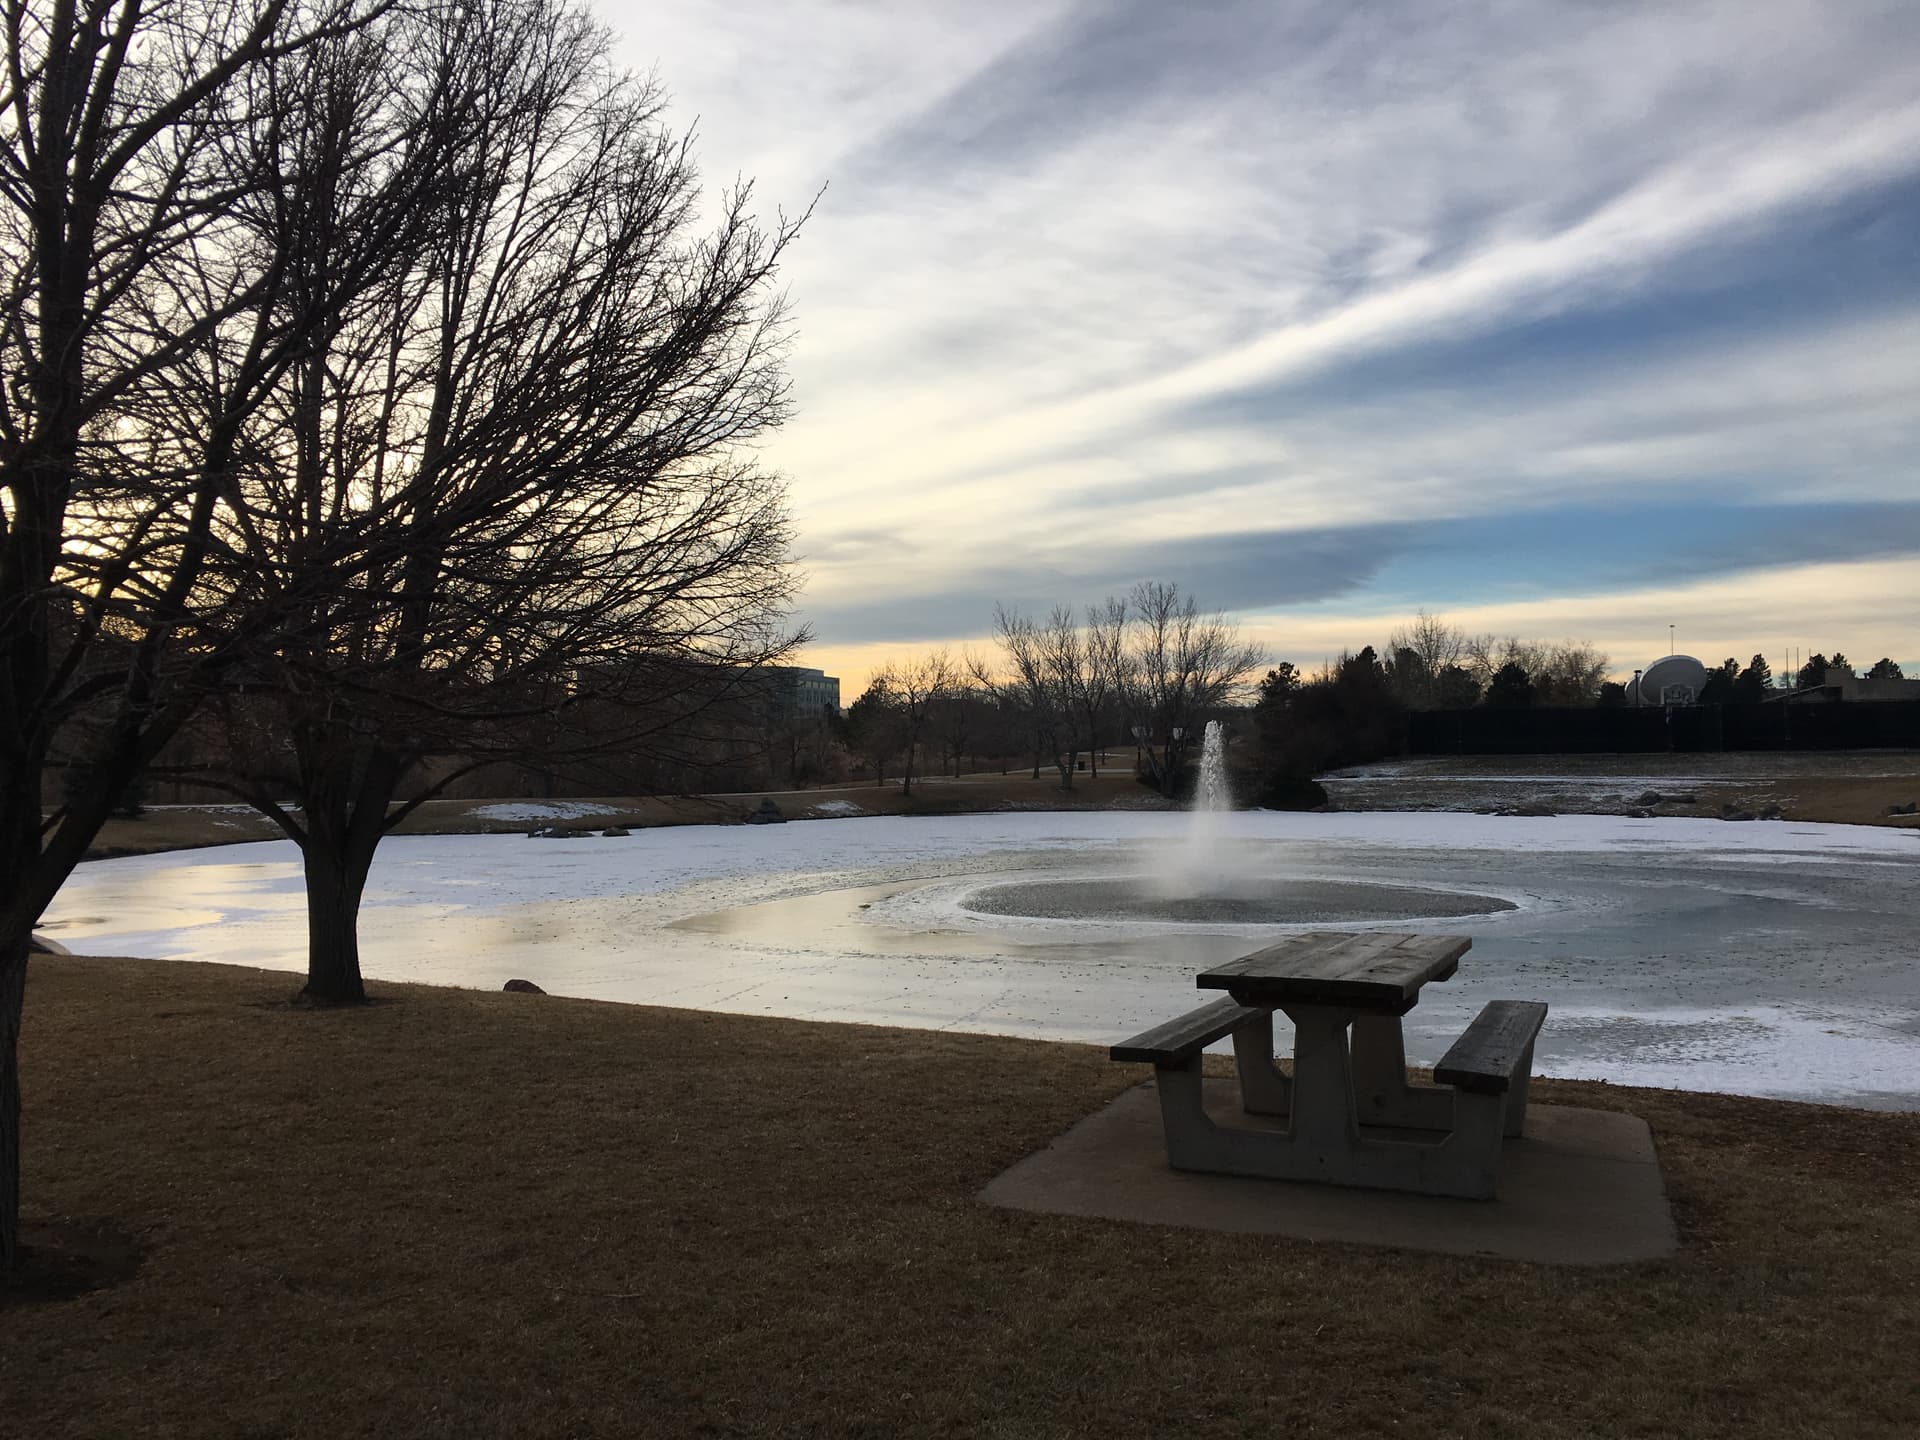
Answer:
[809,800,865,817]
[468,801,621,823]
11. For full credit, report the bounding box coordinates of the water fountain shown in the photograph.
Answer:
[1170,718,1235,896]
[961,718,1515,925]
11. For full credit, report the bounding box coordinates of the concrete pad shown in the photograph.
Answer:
[981,1079,1679,1265]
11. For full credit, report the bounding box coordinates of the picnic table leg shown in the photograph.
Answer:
[1504,1036,1538,1137]
[1230,1010,1291,1118]
[1150,1057,1260,1175]
[1280,1005,1359,1169]
[1350,1014,1454,1131]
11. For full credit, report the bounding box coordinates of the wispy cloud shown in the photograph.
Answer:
[605,0,1920,689]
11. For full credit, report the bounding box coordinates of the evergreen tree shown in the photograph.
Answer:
[1794,654,1830,690]
[1433,664,1481,709]
[1867,657,1905,680]
[1258,663,1301,708]
[1484,662,1535,709]
[1698,658,1739,705]
[1733,654,1772,703]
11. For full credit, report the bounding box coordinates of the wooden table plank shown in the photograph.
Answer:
[1195,931,1471,1009]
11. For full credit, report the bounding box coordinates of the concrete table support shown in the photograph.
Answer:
[1350,1013,1455,1130]
[1114,932,1551,1200]
[1229,1010,1291,1117]
[1153,1003,1514,1200]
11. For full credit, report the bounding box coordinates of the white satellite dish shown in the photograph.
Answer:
[1634,654,1708,706]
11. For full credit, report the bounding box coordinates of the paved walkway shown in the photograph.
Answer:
[982,1081,1678,1265]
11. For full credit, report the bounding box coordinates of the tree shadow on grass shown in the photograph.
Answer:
[1,1218,145,1307]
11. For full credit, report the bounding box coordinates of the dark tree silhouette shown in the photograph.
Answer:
[1120,581,1263,793]
[1795,654,1831,690]
[871,653,956,797]
[1733,655,1773,704]
[1484,662,1535,709]
[1433,664,1481,709]
[1698,658,1739,706]
[0,0,429,1271]
[184,0,806,1004]
[842,677,902,786]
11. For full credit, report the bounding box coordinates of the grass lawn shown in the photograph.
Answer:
[84,769,1176,859]
[83,754,1920,862]
[5,957,1918,1438]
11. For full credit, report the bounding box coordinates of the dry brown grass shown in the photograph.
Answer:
[1744,776,1920,828]
[5,956,1919,1438]
[86,752,1920,863]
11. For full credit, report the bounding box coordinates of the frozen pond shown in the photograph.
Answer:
[41,810,1920,1109]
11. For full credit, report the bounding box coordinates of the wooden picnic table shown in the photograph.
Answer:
[1113,931,1547,1199]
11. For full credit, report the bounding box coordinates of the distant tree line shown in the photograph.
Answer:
[1238,614,1613,804]
[839,581,1264,797]
[1690,652,1906,706]
[1242,614,1910,800]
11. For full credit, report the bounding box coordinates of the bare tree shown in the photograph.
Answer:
[1036,607,1093,788]
[1123,581,1264,792]
[872,651,956,797]
[184,0,805,1003]
[1535,642,1610,706]
[1465,634,1607,706]
[982,608,1070,786]
[927,665,985,778]
[842,675,900,785]
[0,0,415,1270]
[1079,595,1129,779]
[1466,635,1544,691]
[1385,610,1468,709]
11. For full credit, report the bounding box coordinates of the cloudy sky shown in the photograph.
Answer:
[605,0,1920,694]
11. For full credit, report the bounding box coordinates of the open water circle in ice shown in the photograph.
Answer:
[959,876,1517,926]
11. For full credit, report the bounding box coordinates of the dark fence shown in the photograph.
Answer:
[1408,701,1920,755]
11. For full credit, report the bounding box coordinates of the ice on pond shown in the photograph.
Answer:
[42,809,1920,1109]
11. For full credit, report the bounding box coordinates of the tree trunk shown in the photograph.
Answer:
[1137,741,1162,792]
[0,936,25,1270]
[300,847,370,1003]
[292,741,403,1004]
[0,699,58,1273]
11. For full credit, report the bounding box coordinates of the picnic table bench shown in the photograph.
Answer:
[1111,931,1547,1200]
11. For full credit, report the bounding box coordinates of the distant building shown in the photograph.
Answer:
[774,666,842,718]
[1783,667,1920,704]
